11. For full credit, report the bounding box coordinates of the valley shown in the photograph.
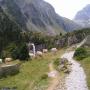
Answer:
[0,0,90,90]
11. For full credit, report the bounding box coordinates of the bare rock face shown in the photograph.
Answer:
[0,0,80,35]
[74,4,90,28]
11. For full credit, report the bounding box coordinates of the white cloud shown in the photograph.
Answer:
[44,0,90,19]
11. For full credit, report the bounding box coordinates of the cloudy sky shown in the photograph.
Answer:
[44,0,90,20]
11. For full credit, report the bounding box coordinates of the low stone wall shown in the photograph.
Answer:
[0,63,21,78]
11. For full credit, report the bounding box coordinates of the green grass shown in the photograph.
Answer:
[74,47,87,61]
[79,47,90,89]
[0,49,64,90]
[80,56,90,90]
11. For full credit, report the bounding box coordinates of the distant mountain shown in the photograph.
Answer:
[74,4,90,28]
[0,0,80,35]
[61,17,81,32]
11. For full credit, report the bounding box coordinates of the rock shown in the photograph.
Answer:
[51,48,57,53]
[48,70,58,78]
[43,49,48,53]
[67,62,72,65]
[5,58,12,63]
[63,69,71,74]
[29,53,35,57]
[36,51,43,56]
[60,58,68,64]
[58,65,64,71]
[0,59,2,63]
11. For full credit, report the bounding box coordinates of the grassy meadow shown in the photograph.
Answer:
[0,49,65,90]
[79,47,90,90]
[76,47,90,90]
[81,57,90,90]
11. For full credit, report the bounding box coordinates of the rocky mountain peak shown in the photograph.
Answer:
[74,4,90,28]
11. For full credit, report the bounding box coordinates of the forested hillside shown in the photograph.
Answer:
[0,6,22,55]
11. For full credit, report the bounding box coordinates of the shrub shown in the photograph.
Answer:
[11,47,19,60]
[0,43,17,60]
[74,47,87,60]
[11,44,30,61]
[18,44,29,60]
[54,58,60,66]
[41,74,48,80]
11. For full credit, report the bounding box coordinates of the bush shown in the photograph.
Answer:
[11,44,29,61]
[41,74,48,80]
[18,44,29,60]
[11,47,19,60]
[54,58,60,66]
[0,43,17,59]
[74,47,87,60]
[0,43,30,61]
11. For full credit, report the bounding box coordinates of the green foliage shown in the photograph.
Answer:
[79,47,90,89]
[80,56,90,89]
[0,7,30,61]
[0,51,10,60]
[74,47,87,60]
[18,44,29,60]
[11,44,29,61]
[0,44,15,59]
[41,74,48,80]
[54,58,60,66]
[23,32,56,50]
[11,47,19,60]
[0,43,30,61]
[0,7,23,55]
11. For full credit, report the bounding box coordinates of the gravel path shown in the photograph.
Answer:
[47,39,88,90]
[61,51,88,90]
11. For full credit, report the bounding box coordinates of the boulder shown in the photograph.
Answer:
[36,51,43,56]
[29,53,35,57]
[0,59,2,63]
[5,58,12,63]
[43,49,48,53]
[51,48,57,53]
[60,58,68,64]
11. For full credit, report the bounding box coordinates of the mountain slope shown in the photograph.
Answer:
[62,17,81,32]
[0,0,80,35]
[0,6,22,53]
[74,4,90,28]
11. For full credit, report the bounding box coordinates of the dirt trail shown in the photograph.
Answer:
[47,62,59,90]
[47,61,66,90]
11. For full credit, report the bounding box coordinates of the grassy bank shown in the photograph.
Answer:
[80,56,90,90]
[76,47,90,89]
[0,49,65,90]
